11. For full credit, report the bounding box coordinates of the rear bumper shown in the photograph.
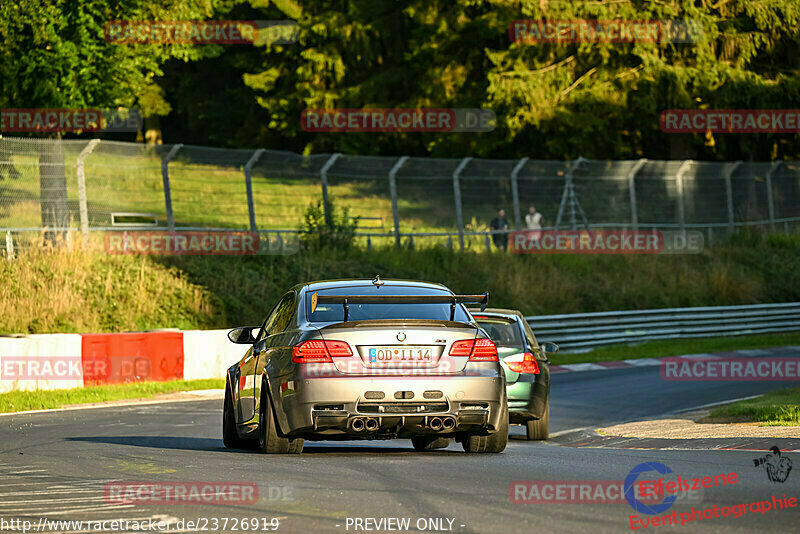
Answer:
[279,375,505,437]
[507,382,536,419]
[506,380,547,422]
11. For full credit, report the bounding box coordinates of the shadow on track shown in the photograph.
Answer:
[66,436,470,455]
[67,436,463,455]
[66,435,251,452]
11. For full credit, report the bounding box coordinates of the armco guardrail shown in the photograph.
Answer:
[526,302,800,352]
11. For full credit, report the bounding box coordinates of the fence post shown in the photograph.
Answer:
[5,231,13,260]
[554,157,585,230]
[510,157,528,229]
[453,157,472,251]
[244,149,265,233]
[627,159,646,231]
[765,161,781,232]
[388,156,409,247]
[675,160,692,235]
[724,161,741,235]
[161,144,183,233]
[319,153,341,228]
[76,139,100,245]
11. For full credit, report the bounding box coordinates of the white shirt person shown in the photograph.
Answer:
[525,206,543,230]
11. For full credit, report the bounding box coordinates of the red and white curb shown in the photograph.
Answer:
[0,329,242,393]
[549,346,800,374]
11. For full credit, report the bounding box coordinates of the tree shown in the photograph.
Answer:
[0,0,223,240]
[231,0,800,160]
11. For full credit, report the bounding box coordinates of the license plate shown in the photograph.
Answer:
[367,346,433,364]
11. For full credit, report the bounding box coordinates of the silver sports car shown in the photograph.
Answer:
[223,277,508,454]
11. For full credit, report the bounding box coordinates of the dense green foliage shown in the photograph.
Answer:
[2,1,798,159]
[0,0,223,116]
[299,197,359,251]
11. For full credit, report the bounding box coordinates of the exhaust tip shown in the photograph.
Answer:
[442,416,456,430]
[364,417,379,431]
[429,417,443,431]
[350,418,365,432]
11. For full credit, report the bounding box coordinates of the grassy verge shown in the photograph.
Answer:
[706,387,800,426]
[554,332,800,364]
[0,378,224,414]
[1,232,798,334]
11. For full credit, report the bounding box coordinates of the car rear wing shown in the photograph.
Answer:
[312,292,489,322]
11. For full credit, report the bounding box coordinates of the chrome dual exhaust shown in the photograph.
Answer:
[350,417,365,432]
[428,416,456,431]
[350,417,379,432]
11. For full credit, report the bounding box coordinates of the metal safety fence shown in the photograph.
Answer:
[527,302,800,352]
[1,137,799,254]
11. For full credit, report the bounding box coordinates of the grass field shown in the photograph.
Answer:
[707,387,800,426]
[553,332,800,364]
[1,231,798,334]
[3,145,755,247]
[1,146,508,238]
[0,378,224,414]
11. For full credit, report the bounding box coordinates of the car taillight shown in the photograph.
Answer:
[449,338,498,362]
[506,352,540,374]
[292,340,352,363]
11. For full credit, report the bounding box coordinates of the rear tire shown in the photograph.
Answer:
[258,387,303,454]
[411,436,451,451]
[462,406,508,453]
[287,438,305,454]
[223,384,248,449]
[525,402,549,441]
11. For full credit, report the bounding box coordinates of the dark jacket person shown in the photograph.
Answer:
[489,209,509,250]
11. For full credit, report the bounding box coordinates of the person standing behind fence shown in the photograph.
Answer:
[525,205,544,242]
[489,209,509,251]
[525,205,543,230]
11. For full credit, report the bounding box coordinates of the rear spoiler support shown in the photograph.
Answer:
[315,292,489,321]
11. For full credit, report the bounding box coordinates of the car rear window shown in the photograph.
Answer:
[306,285,472,323]
[476,318,524,348]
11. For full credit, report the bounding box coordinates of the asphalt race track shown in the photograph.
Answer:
[1,352,798,534]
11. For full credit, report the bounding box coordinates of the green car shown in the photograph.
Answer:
[469,308,558,440]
